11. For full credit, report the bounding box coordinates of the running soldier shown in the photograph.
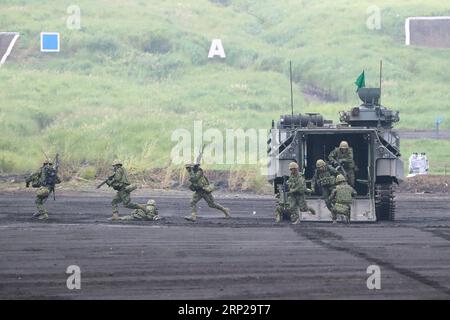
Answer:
[97,159,146,220]
[328,174,357,224]
[184,164,230,222]
[328,141,357,187]
[25,159,61,220]
[311,159,338,211]
[275,162,315,224]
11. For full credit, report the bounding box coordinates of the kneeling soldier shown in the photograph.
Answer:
[328,174,357,224]
[120,199,161,221]
[275,162,315,225]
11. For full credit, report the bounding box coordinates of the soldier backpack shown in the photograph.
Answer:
[43,166,58,187]
[336,185,354,205]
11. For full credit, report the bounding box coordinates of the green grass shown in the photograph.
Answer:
[0,0,449,174]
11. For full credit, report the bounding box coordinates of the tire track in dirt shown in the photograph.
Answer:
[291,226,450,297]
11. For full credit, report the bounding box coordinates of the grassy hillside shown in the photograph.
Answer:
[0,0,449,174]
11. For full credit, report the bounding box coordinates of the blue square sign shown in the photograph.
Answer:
[41,32,60,52]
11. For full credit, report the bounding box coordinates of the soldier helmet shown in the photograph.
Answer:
[336,174,346,184]
[112,159,122,166]
[339,141,349,149]
[288,162,299,170]
[316,159,326,168]
[147,199,156,206]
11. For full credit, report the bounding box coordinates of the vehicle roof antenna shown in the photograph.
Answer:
[289,61,294,129]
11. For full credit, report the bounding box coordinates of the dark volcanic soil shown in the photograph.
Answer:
[0,190,449,299]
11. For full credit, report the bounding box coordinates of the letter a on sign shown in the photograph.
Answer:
[66,265,81,290]
[366,265,381,290]
[208,39,226,58]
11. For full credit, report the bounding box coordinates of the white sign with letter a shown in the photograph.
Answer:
[208,39,226,58]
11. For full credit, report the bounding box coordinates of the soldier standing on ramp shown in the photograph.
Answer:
[25,157,61,220]
[311,159,338,212]
[328,141,357,187]
[328,174,357,224]
[97,159,146,221]
[275,162,315,225]
[184,164,230,222]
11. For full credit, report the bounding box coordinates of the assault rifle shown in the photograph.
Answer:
[186,144,207,172]
[335,163,348,179]
[280,176,289,209]
[96,174,114,189]
[52,153,60,200]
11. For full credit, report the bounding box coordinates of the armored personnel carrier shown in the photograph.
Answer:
[267,87,403,221]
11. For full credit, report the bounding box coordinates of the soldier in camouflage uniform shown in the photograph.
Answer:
[184,164,230,222]
[104,159,146,221]
[25,159,61,220]
[311,159,338,212]
[328,141,357,187]
[120,199,161,221]
[275,162,315,225]
[328,174,357,224]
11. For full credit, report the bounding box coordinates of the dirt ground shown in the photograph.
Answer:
[0,189,449,300]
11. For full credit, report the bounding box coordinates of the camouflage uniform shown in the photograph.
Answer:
[311,163,338,211]
[185,165,229,221]
[275,168,315,223]
[120,200,160,221]
[328,144,356,187]
[106,164,141,218]
[26,162,61,219]
[328,175,357,223]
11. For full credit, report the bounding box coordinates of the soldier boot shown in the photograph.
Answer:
[275,212,281,223]
[184,208,197,222]
[38,213,49,220]
[222,207,231,218]
[291,212,301,225]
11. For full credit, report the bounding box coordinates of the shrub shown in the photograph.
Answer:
[77,166,97,180]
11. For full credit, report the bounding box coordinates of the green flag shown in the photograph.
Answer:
[355,70,365,91]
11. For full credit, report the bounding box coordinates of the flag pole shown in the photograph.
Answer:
[290,60,294,118]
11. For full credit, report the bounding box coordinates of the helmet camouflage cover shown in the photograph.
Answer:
[289,162,299,170]
[147,199,156,206]
[112,159,122,166]
[339,141,349,149]
[316,159,326,168]
[336,174,347,183]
